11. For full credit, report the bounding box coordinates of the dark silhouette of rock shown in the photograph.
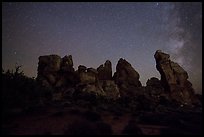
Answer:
[61,55,74,72]
[97,60,112,80]
[37,54,78,90]
[146,77,162,88]
[36,52,200,106]
[78,65,87,73]
[38,55,61,73]
[37,55,61,88]
[100,80,120,100]
[76,66,105,96]
[79,69,97,84]
[154,50,197,105]
[113,58,142,97]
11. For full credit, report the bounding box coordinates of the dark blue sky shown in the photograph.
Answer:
[2,2,202,94]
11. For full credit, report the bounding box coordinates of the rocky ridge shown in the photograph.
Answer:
[37,50,201,107]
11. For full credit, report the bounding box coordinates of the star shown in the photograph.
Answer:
[2,2,202,94]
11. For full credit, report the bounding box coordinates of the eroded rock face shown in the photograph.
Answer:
[37,54,77,89]
[78,68,98,84]
[37,52,199,106]
[76,66,105,97]
[97,60,112,80]
[100,80,120,100]
[38,55,61,73]
[154,50,196,105]
[146,77,162,89]
[113,58,142,97]
[61,55,74,72]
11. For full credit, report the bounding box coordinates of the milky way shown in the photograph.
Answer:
[2,2,202,94]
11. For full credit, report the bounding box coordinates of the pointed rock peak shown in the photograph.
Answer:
[97,60,112,80]
[105,60,111,66]
[114,57,141,91]
[63,55,72,60]
[78,65,87,73]
[118,58,125,62]
[116,58,132,69]
[62,55,73,66]
[87,67,98,74]
[154,50,170,62]
[154,50,196,104]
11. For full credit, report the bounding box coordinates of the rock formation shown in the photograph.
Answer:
[37,56,120,99]
[146,77,162,88]
[99,80,120,100]
[61,55,74,72]
[36,51,200,106]
[37,55,61,88]
[113,58,142,97]
[37,55,79,89]
[76,66,105,96]
[97,60,112,80]
[154,50,197,105]
[96,60,120,99]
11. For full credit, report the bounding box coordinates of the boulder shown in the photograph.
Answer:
[45,73,56,85]
[100,80,120,99]
[76,66,105,96]
[79,71,97,84]
[82,84,106,96]
[97,60,112,80]
[154,50,197,105]
[37,54,78,90]
[61,55,74,72]
[55,76,67,88]
[78,65,87,73]
[146,77,162,89]
[113,58,142,97]
[38,55,61,73]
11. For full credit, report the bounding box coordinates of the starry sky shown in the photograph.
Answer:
[2,2,202,94]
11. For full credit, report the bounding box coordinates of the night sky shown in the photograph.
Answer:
[2,2,202,94]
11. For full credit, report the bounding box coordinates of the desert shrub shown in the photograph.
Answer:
[1,66,52,111]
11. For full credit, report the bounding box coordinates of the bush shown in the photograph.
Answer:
[2,66,52,111]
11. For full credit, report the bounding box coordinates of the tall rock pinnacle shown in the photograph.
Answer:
[154,50,196,105]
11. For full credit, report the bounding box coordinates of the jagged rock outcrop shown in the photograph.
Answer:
[146,77,162,88]
[37,55,61,88]
[77,65,87,73]
[61,55,74,72]
[154,50,197,105]
[100,80,120,100]
[37,51,200,106]
[38,55,61,73]
[113,58,142,97]
[78,68,98,84]
[97,60,112,80]
[76,66,105,96]
[37,55,79,89]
